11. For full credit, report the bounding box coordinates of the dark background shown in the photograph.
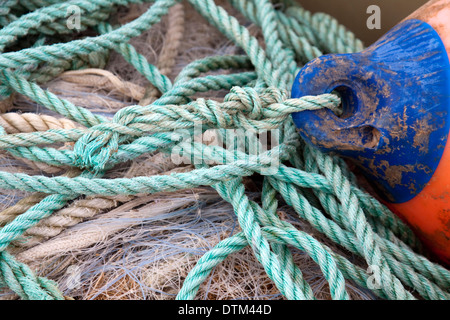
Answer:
[298,0,428,45]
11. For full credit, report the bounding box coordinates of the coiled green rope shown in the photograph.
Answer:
[0,0,449,300]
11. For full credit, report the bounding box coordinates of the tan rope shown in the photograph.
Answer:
[123,2,186,177]
[139,3,185,106]
[0,169,81,229]
[0,193,47,227]
[0,113,77,173]
[59,68,146,102]
[157,3,185,76]
[0,113,77,133]
[0,113,78,225]
[16,164,195,251]
[17,197,180,263]
[21,158,63,174]
[18,195,133,249]
[17,187,209,264]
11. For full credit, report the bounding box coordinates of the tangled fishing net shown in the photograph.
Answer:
[0,0,449,300]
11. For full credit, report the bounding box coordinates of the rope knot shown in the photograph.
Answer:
[71,86,339,172]
[225,87,263,120]
[72,105,144,173]
[224,86,287,121]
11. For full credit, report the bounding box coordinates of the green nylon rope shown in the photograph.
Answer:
[0,0,449,300]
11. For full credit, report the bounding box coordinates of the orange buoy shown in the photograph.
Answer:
[291,0,450,264]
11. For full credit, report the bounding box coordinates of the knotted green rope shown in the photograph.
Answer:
[0,0,449,300]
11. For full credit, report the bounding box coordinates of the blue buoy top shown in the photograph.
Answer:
[291,19,450,203]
